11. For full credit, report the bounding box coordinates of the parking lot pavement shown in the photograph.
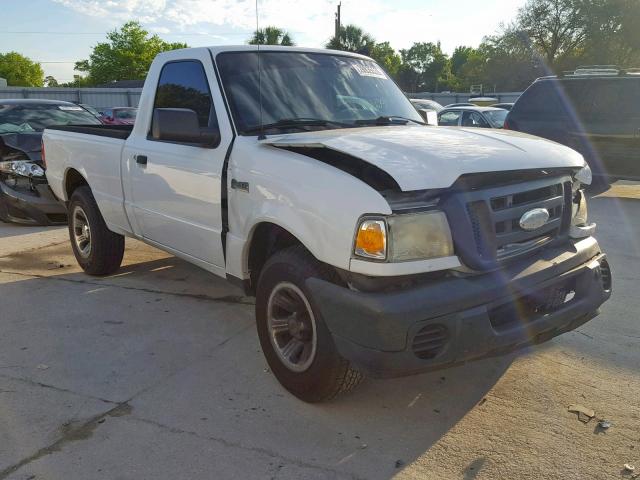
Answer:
[0,182,639,480]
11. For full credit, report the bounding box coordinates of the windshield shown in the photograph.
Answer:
[484,109,508,128]
[217,51,423,135]
[115,109,137,120]
[0,103,102,133]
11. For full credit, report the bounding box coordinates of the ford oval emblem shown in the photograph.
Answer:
[519,208,550,231]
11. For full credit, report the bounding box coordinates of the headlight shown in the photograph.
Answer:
[388,211,454,261]
[354,211,454,262]
[0,161,45,178]
[575,163,592,186]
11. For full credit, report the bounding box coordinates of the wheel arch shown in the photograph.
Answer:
[244,221,319,296]
[63,167,90,201]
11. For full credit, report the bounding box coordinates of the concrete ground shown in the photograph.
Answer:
[0,183,638,480]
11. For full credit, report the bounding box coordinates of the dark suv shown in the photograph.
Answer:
[505,66,640,181]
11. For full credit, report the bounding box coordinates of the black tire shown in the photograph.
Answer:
[256,246,363,402]
[68,186,124,276]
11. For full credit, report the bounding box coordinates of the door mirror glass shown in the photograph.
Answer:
[152,108,220,146]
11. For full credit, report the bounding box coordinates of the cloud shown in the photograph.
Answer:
[53,0,167,22]
[51,0,524,52]
[51,0,428,48]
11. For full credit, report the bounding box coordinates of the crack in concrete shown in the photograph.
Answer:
[0,269,255,306]
[0,403,132,479]
[0,373,119,406]
[126,415,364,480]
[0,321,255,478]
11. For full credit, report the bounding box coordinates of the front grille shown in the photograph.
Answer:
[442,175,572,270]
[491,182,565,260]
[412,324,449,359]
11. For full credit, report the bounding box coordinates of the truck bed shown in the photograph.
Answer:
[46,124,133,140]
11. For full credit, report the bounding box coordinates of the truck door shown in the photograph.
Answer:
[123,54,232,270]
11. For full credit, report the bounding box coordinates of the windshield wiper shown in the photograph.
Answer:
[354,116,425,126]
[243,118,354,135]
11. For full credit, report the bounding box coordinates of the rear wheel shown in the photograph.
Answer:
[68,186,124,275]
[256,246,363,402]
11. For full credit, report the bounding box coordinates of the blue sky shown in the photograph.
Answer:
[1,0,526,82]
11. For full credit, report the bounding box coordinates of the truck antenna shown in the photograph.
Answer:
[256,0,266,140]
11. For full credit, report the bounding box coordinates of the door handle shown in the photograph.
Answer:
[135,154,148,166]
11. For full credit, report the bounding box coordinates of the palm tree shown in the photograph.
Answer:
[249,26,294,46]
[326,24,375,56]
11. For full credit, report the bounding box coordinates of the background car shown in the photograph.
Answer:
[77,103,104,120]
[492,102,514,111]
[410,98,443,113]
[100,107,138,125]
[0,99,101,225]
[445,102,475,108]
[505,66,640,180]
[410,99,442,124]
[438,106,509,129]
[469,96,499,106]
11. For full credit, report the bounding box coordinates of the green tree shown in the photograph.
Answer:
[75,21,187,85]
[578,0,640,66]
[248,26,294,46]
[398,42,449,92]
[60,75,93,88]
[370,42,401,77]
[450,46,474,76]
[326,24,375,56]
[454,48,489,91]
[517,0,586,67]
[44,75,59,87]
[0,52,44,87]
[479,29,545,91]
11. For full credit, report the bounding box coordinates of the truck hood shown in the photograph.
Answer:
[264,125,585,191]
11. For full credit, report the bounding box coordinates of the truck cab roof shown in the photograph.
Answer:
[156,45,371,61]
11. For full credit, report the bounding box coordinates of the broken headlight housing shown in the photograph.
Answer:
[354,211,454,262]
[0,160,45,178]
[570,164,595,238]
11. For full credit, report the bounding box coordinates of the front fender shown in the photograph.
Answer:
[225,139,392,279]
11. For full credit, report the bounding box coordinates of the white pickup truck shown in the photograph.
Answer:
[43,46,611,402]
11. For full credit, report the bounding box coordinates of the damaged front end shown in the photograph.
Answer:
[0,133,67,225]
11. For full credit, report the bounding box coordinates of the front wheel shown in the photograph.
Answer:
[68,186,124,276]
[256,246,363,402]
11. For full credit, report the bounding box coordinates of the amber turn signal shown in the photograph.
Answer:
[355,219,387,260]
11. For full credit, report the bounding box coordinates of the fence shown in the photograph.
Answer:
[0,86,523,111]
[0,87,143,110]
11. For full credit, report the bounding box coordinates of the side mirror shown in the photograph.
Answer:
[418,109,439,126]
[152,108,220,147]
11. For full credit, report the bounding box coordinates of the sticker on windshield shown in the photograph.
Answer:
[352,62,387,79]
[58,106,84,111]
